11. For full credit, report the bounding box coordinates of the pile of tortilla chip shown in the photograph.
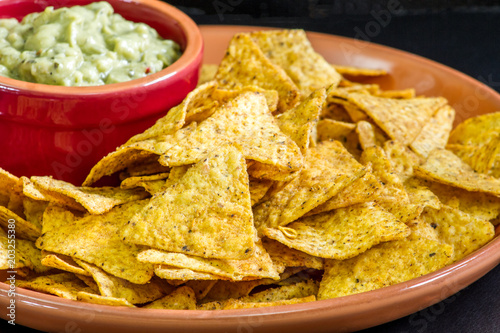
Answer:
[1,29,498,310]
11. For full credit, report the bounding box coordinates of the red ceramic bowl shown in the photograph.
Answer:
[0,0,203,185]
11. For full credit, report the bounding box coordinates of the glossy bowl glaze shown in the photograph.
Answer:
[0,26,499,333]
[0,0,203,185]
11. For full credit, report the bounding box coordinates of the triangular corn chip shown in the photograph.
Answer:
[410,105,455,158]
[159,91,303,180]
[36,201,154,284]
[414,148,500,196]
[263,202,410,260]
[137,240,280,281]
[253,140,366,230]
[122,145,255,260]
[331,91,447,145]
[29,176,148,215]
[75,259,165,304]
[262,237,323,270]
[421,205,494,262]
[276,88,326,153]
[143,286,197,309]
[17,273,95,300]
[317,223,453,300]
[250,29,342,96]
[448,111,500,145]
[214,33,300,113]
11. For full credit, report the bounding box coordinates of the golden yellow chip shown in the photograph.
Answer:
[263,202,409,260]
[375,88,416,99]
[154,265,224,281]
[253,140,366,230]
[332,65,387,77]
[383,140,422,182]
[159,92,303,181]
[77,292,135,307]
[30,176,148,215]
[262,237,323,270]
[36,201,154,284]
[184,280,217,301]
[41,251,90,276]
[75,259,165,304]
[317,224,453,300]
[307,170,382,215]
[17,273,95,300]
[423,179,500,221]
[0,205,41,242]
[120,172,170,190]
[421,205,495,262]
[144,286,197,310]
[123,145,255,260]
[448,111,500,145]
[414,148,500,196]
[410,105,455,158]
[83,122,197,186]
[250,29,341,97]
[214,33,300,112]
[316,119,356,142]
[334,91,448,145]
[276,87,326,153]
[137,240,280,281]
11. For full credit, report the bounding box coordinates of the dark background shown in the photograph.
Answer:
[2,0,500,332]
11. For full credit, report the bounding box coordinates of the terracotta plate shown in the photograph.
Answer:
[1,25,500,333]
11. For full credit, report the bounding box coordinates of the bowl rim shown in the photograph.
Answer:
[0,0,203,94]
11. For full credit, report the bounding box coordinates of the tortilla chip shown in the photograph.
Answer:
[263,202,410,260]
[333,91,447,145]
[240,280,319,304]
[422,179,500,221]
[332,65,387,77]
[216,295,316,310]
[360,146,418,223]
[75,259,165,304]
[253,140,366,230]
[143,286,197,310]
[316,119,356,142]
[383,140,422,182]
[414,148,500,196]
[320,102,352,123]
[123,145,255,260]
[403,177,441,211]
[0,206,41,242]
[375,88,416,99]
[276,87,326,153]
[30,176,148,215]
[36,201,154,284]
[154,265,224,281]
[421,205,495,262]
[17,273,95,300]
[248,177,273,207]
[356,121,377,149]
[159,92,303,180]
[251,29,342,97]
[307,169,382,215]
[214,33,300,112]
[262,237,324,270]
[137,240,280,281]
[83,123,197,186]
[410,105,455,158]
[317,224,453,300]
[448,111,500,145]
[185,280,217,301]
[77,292,135,307]
[120,173,170,189]
[41,251,90,276]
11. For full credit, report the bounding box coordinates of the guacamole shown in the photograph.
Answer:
[0,2,182,86]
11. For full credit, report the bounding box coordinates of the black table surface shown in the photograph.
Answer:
[2,1,500,332]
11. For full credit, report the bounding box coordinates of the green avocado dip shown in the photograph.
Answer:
[0,1,182,86]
